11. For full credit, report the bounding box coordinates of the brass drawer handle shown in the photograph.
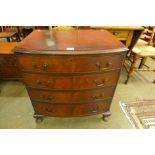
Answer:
[89,106,99,113]
[92,110,98,113]
[46,109,56,113]
[35,80,51,87]
[39,95,54,100]
[32,63,49,70]
[93,79,108,87]
[96,61,112,70]
[47,96,54,100]
[91,93,104,100]
[32,62,37,68]
[113,32,118,35]
[36,80,41,85]
[42,63,48,69]
[45,80,51,86]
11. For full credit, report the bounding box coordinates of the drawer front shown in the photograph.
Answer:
[23,71,119,90]
[32,99,111,117]
[0,55,16,66]
[109,30,129,39]
[28,87,114,103]
[17,54,123,73]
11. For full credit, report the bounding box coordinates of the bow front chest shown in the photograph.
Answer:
[13,29,128,122]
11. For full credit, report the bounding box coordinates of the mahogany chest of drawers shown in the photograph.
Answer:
[13,29,128,122]
[0,42,20,80]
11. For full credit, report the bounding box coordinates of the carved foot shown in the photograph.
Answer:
[33,113,44,123]
[102,111,111,122]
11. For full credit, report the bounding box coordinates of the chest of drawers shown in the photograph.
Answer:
[14,29,128,122]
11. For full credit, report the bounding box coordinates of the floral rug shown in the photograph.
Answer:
[119,99,155,129]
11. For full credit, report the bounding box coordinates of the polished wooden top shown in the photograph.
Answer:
[0,42,19,54]
[14,30,128,55]
[91,26,144,30]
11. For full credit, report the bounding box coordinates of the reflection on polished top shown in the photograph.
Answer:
[14,30,128,54]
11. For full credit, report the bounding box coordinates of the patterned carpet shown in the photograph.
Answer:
[120,99,155,129]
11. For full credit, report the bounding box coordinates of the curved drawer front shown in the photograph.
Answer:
[28,87,114,103]
[32,99,111,117]
[17,54,123,73]
[23,71,119,90]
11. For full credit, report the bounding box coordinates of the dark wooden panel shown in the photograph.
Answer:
[32,99,111,117]
[0,56,20,80]
[23,71,119,90]
[0,70,20,80]
[0,66,19,74]
[28,87,114,103]
[0,76,20,80]
[0,54,16,66]
[0,42,20,80]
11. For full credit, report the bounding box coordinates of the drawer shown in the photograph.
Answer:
[32,99,111,117]
[16,54,123,73]
[109,30,129,39]
[0,55,16,66]
[23,71,119,90]
[28,87,114,103]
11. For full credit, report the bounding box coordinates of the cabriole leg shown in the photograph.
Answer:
[102,111,111,122]
[33,113,44,123]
